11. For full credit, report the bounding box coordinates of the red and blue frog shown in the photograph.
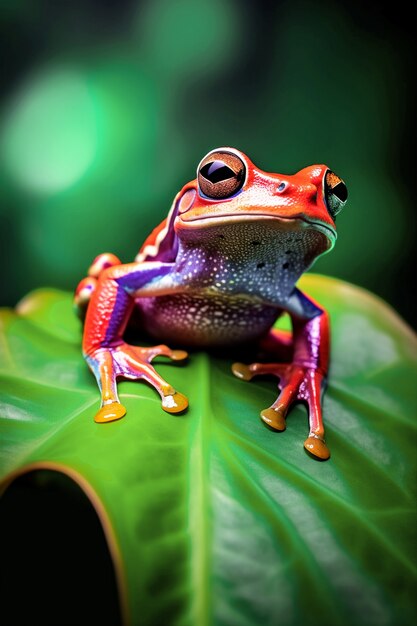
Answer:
[74,147,347,460]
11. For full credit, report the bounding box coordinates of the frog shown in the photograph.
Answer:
[74,147,347,460]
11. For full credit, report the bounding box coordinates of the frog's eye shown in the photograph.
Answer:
[198,151,245,199]
[324,170,348,218]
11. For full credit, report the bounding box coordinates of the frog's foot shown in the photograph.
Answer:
[87,342,189,423]
[232,362,330,460]
[94,401,127,424]
[74,277,98,318]
[74,253,122,318]
[87,253,122,278]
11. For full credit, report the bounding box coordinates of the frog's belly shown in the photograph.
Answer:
[136,294,280,347]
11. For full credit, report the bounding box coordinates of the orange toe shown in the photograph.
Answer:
[304,436,330,460]
[94,402,127,423]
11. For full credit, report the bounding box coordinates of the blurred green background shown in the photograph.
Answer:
[0,0,415,326]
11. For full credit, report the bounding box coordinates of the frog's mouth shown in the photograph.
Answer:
[177,214,337,246]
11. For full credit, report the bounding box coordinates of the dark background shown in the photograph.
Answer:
[0,0,415,326]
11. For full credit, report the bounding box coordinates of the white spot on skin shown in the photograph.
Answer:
[162,395,176,409]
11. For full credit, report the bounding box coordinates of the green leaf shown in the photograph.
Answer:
[1,275,416,626]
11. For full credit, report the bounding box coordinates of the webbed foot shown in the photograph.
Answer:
[232,361,330,460]
[87,342,189,422]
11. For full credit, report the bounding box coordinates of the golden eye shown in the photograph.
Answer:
[324,170,348,218]
[198,150,245,199]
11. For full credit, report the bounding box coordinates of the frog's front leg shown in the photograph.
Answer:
[82,262,188,423]
[232,289,331,460]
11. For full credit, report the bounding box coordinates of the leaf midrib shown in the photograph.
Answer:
[187,352,212,626]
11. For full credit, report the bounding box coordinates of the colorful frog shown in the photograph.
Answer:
[74,147,347,460]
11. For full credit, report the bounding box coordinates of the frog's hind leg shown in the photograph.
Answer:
[74,253,122,319]
[87,343,189,423]
[258,328,293,361]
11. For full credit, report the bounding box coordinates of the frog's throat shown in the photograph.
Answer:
[176,214,337,247]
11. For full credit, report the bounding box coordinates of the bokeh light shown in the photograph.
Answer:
[133,0,242,79]
[1,67,97,193]
[0,0,414,326]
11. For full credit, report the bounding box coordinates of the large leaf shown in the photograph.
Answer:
[0,275,416,626]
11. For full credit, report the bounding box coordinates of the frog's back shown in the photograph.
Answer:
[136,191,181,263]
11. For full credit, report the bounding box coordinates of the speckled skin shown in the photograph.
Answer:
[138,222,328,346]
[74,147,347,460]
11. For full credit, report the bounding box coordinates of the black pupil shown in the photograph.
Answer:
[200,161,236,183]
[332,182,348,202]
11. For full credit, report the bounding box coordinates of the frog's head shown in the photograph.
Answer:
[174,147,347,261]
